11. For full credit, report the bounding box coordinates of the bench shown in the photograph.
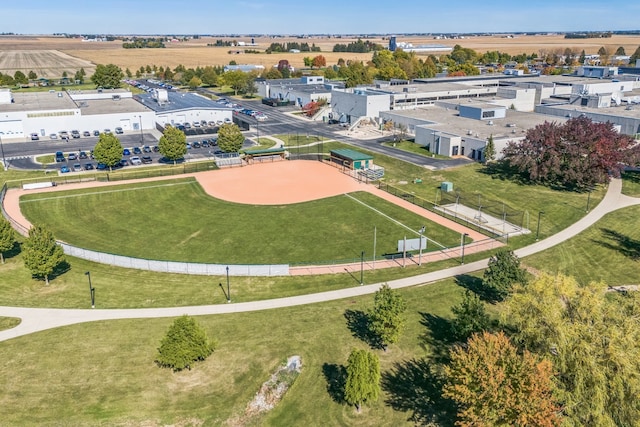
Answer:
[382,252,413,260]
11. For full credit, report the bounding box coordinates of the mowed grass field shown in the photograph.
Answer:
[19,178,464,265]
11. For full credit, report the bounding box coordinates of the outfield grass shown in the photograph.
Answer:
[20,179,463,265]
[275,133,324,146]
[0,317,20,331]
[525,205,640,286]
[0,278,480,426]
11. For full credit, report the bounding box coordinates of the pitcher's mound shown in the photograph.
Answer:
[196,161,365,205]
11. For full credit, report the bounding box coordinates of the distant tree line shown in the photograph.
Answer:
[123,38,166,49]
[265,42,320,53]
[332,38,384,53]
[565,32,613,39]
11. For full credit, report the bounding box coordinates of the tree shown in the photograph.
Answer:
[125,68,132,78]
[0,217,17,264]
[303,56,313,68]
[188,76,202,89]
[156,315,215,372]
[450,290,491,341]
[262,68,283,79]
[344,349,380,412]
[158,125,187,164]
[504,274,640,426]
[200,66,218,87]
[217,123,244,153]
[243,78,257,97]
[484,134,496,163]
[482,249,527,301]
[630,46,640,64]
[93,133,123,171]
[74,70,84,84]
[219,70,248,95]
[615,46,626,56]
[22,224,66,286]
[91,63,124,89]
[443,331,560,427]
[368,284,407,349]
[312,55,326,68]
[502,116,638,190]
[13,70,28,85]
[27,70,37,80]
[579,49,586,64]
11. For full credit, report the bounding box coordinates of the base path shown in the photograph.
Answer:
[0,178,637,342]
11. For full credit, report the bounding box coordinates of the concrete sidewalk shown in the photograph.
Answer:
[1,178,638,343]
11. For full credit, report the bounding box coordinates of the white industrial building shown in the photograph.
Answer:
[0,87,232,142]
[256,76,343,107]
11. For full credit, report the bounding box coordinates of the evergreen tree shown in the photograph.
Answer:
[158,125,187,164]
[93,133,123,171]
[450,290,491,341]
[368,284,407,349]
[0,217,17,264]
[482,249,527,301]
[484,134,496,163]
[344,349,380,412]
[22,224,66,286]
[217,123,244,153]
[156,315,215,371]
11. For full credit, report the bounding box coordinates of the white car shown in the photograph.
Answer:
[130,156,142,165]
[256,114,268,122]
[223,118,232,124]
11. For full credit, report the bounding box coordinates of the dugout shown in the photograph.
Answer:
[329,149,374,170]
[244,147,286,163]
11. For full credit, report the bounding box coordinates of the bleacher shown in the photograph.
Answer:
[357,167,385,181]
[215,153,243,168]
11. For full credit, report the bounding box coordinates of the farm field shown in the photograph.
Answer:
[1,34,639,76]
[0,49,95,79]
[19,178,464,265]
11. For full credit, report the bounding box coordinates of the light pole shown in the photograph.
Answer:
[418,225,426,266]
[460,233,469,265]
[138,115,144,145]
[360,251,365,285]
[85,271,95,308]
[226,266,230,303]
[535,211,544,241]
[0,134,7,170]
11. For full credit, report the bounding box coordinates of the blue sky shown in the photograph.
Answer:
[4,0,639,35]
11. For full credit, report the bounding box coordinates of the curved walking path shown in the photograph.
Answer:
[1,178,637,343]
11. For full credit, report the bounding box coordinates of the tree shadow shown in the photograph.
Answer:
[454,274,499,303]
[595,228,640,260]
[418,312,455,364]
[1,241,21,261]
[344,309,381,349]
[322,363,346,404]
[382,358,456,426]
[479,160,528,184]
[49,260,72,281]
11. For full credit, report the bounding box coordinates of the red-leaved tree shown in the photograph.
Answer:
[502,116,638,189]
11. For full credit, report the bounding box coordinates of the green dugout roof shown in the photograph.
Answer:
[330,149,373,161]
[244,147,285,155]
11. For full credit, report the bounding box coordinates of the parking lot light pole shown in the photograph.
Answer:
[360,251,365,285]
[226,266,230,303]
[418,225,426,266]
[138,116,144,145]
[460,233,469,265]
[536,211,544,241]
[85,271,95,308]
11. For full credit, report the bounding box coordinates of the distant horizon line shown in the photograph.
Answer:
[2,30,640,38]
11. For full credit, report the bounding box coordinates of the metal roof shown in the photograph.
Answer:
[330,149,373,161]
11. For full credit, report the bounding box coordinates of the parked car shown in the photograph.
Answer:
[72,163,82,172]
[71,130,80,138]
[84,163,94,170]
[141,156,153,164]
[119,159,128,167]
[103,129,111,134]
[192,141,201,148]
[93,130,100,136]
[83,131,91,137]
[55,151,65,162]
[201,140,210,148]
[50,133,58,140]
[30,133,39,141]
[186,142,192,149]
[130,156,142,165]
[67,153,78,161]
[60,165,70,173]
[79,151,88,159]
[96,163,107,170]
[223,118,232,124]
[133,147,142,155]
[115,127,124,134]
[152,145,160,153]
[123,148,131,156]
[143,146,152,153]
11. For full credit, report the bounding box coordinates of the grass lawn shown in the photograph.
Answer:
[34,154,54,165]
[0,279,480,426]
[275,133,324,146]
[0,317,20,331]
[20,179,463,265]
[381,140,450,159]
[622,171,640,197]
[525,205,640,286]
